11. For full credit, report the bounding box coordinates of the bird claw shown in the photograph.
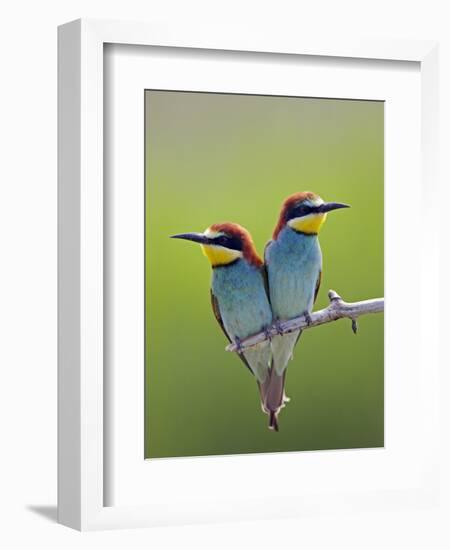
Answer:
[234,336,243,353]
[351,319,358,334]
[303,311,312,326]
[274,319,284,335]
[264,326,273,342]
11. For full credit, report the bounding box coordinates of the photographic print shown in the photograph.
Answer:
[145,91,384,459]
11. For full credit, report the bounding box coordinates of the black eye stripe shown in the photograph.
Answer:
[287,203,317,220]
[213,235,243,251]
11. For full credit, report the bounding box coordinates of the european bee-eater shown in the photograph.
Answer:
[264,192,350,422]
[171,223,278,429]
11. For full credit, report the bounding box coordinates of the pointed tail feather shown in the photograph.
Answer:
[257,330,300,430]
[258,369,287,431]
[269,411,279,431]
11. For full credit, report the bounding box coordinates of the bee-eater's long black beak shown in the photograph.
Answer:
[318,202,350,213]
[170,232,210,245]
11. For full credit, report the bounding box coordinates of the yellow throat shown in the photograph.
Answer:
[201,244,242,267]
[288,213,327,235]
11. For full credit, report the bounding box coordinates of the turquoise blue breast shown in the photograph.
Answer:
[265,227,322,320]
[211,259,273,340]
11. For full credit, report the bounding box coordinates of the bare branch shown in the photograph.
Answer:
[226,290,384,353]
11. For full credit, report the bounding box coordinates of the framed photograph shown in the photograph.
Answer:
[58,19,440,530]
[143,90,384,457]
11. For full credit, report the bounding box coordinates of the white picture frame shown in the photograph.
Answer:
[58,18,440,531]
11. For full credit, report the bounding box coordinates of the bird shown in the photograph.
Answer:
[171,222,280,429]
[263,192,350,425]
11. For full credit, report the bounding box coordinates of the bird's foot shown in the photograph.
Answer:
[234,336,243,353]
[263,326,273,342]
[351,319,358,334]
[274,319,284,335]
[303,310,313,327]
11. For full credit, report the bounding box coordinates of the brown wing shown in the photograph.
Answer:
[314,270,322,305]
[260,263,271,306]
[210,290,253,375]
[263,241,273,303]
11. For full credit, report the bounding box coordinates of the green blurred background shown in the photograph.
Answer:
[145,91,384,459]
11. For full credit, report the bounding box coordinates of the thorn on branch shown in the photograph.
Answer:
[328,289,342,302]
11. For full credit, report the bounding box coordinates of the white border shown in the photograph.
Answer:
[58,19,440,530]
[106,45,423,507]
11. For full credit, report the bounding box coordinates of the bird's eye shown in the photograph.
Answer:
[216,236,229,247]
[214,234,243,251]
[292,203,312,218]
